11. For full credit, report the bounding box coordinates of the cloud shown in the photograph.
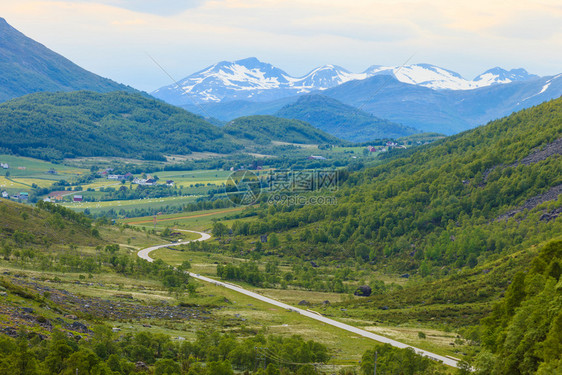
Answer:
[488,11,562,40]
[65,0,205,16]
[0,0,560,91]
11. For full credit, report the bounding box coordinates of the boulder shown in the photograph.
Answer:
[354,285,372,297]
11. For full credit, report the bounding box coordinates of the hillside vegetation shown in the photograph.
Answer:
[0,91,240,161]
[0,199,448,374]
[223,115,343,145]
[241,98,561,273]
[475,239,562,374]
[276,94,418,141]
[215,97,562,372]
[0,199,100,249]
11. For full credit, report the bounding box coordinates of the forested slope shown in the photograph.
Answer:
[0,91,240,161]
[276,94,418,141]
[241,97,562,274]
[475,239,562,374]
[223,115,343,145]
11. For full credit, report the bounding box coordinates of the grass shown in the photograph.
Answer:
[0,210,452,372]
[0,154,85,176]
[0,154,87,192]
[156,170,232,184]
[145,241,463,363]
[121,207,247,231]
[62,195,202,214]
[80,180,123,190]
[184,281,379,365]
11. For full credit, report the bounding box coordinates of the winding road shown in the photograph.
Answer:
[138,230,460,368]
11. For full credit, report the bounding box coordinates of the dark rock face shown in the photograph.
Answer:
[354,285,372,297]
[70,321,91,333]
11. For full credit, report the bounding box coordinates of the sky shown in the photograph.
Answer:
[1,0,561,92]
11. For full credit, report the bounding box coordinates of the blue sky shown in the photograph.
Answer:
[2,0,561,91]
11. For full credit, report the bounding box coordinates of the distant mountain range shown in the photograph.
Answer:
[1,15,560,141]
[0,18,135,102]
[155,57,561,135]
[322,73,562,134]
[151,57,541,105]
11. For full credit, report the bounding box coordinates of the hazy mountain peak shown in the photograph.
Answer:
[0,18,133,102]
[151,58,551,107]
[474,67,538,85]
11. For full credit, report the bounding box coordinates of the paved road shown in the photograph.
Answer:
[138,230,460,368]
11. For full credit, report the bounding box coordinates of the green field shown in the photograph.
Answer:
[156,169,232,185]
[62,195,203,215]
[0,154,88,192]
[121,206,247,231]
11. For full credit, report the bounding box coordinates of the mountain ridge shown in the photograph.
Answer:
[151,57,544,106]
[0,17,136,102]
[275,94,419,142]
[0,91,240,161]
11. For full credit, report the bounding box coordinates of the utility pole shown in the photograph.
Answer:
[255,346,267,370]
[374,351,378,375]
[254,346,258,373]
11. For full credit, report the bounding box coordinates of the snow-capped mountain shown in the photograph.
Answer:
[365,64,539,90]
[290,65,367,91]
[366,64,479,90]
[152,58,369,105]
[152,57,542,105]
[473,67,538,86]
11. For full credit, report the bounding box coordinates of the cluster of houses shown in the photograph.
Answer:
[367,141,407,153]
[308,155,327,160]
[133,177,158,186]
[132,177,175,187]
[42,191,83,203]
[107,173,133,181]
[1,191,29,201]
[101,170,175,187]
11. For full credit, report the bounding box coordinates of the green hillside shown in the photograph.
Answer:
[0,91,240,161]
[247,98,562,272]
[0,18,135,102]
[275,94,418,142]
[223,115,344,145]
[0,199,100,248]
[477,239,562,374]
[0,200,388,375]
[220,97,562,371]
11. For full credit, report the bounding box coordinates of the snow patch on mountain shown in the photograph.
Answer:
[364,64,538,90]
[151,58,542,105]
[473,67,537,86]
